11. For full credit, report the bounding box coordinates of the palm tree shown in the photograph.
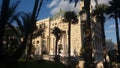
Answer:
[106,0,120,62]
[63,11,78,64]
[10,12,44,62]
[12,0,44,62]
[12,13,32,61]
[52,27,62,62]
[68,0,79,7]
[92,4,108,60]
[28,0,43,59]
[0,0,21,63]
[0,0,10,57]
[81,0,93,67]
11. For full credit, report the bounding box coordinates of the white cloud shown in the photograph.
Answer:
[105,30,114,33]
[91,0,111,8]
[48,0,112,15]
[47,0,80,15]
[98,0,111,4]
[47,0,59,8]
[108,24,120,29]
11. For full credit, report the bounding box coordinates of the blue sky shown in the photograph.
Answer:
[0,0,120,43]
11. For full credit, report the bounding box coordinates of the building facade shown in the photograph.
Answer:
[32,0,104,62]
[32,14,82,57]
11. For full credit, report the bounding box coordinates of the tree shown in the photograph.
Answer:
[13,0,44,61]
[52,27,62,62]
[63,11,78,64]
[12,13,33,62]
[79,0,93,67]
[106,0,120,62]
[28,0,43,59]
[0,0,44,63]
[0,0,10,58]
[68,0,79,7]
[0,0,21,63]
[92,4,108,61]
[2,25,20,57]
[106,40,116,62]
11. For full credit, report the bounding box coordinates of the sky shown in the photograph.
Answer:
[0,0,120,43]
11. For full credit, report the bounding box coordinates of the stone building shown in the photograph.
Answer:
[32,11,82,57]
[32,0,104,63]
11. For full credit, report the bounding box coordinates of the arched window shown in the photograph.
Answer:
[36,40,39,44]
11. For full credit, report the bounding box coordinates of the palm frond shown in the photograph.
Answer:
[36,0,43,18]
[8,1,20,20]
[52,27,62,40]
[7,23,21,37]
[74,0,79,7]
[13,15,24,33]
[8,12,22,24]
[63,11,78,24]
[21,13,32,35]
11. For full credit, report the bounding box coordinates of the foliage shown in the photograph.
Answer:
[108,49,117,62]
[67,0,79,7]
[4,59,67,68]
[106,40,116,62]
[52,27,63,62]
[52,27,63,41]
[106,40,115,51]
[106,0,120,18]
[17,60,67,68]
[0,0,44,64]
[0,0,20,56]
[106,0,120,62]
[80,47,87,60]
[63,11,78,65]
[2,26,20,56]
[63,11,78,24]
[92,4,108,23]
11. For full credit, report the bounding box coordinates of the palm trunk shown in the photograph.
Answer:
[55,39,58,61]
[28,34,33,59]
[115,12,120,62]
[68,21,71,63]
[0,0,10,57]
[101,20,106,61]
[84,0,93,67]
[28,0,39,59]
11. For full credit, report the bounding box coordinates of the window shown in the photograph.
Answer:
[33,41,35,44]
[39,23,45,29]
[39,25,42,29]
[55,23,57,25]
[52,24,54,26]
[36,40,39,44]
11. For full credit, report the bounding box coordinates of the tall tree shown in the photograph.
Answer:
[92,4,108,60]
[0,0,21,63]
[63,11,78,65]
[28,0,43,59]
[12,13,32,61]
[12,0,44,62]
[81,0,93,67]
[9,12,44,62]
[0,0,10,58]
[106,0,120,62]
[52,27,62,62]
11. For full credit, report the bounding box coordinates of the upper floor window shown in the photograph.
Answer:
[36,40,39,44]
[33,41,35,44]
[39,23,45,29]
[55,23,57,25]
